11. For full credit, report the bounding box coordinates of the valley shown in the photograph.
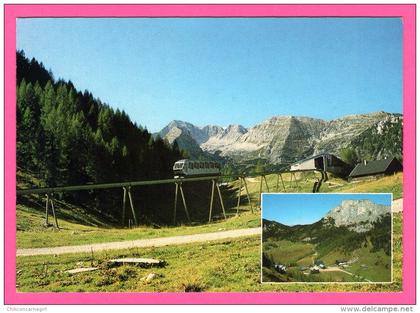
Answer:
[263,239,391,283]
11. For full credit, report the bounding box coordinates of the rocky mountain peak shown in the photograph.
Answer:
[167,120,195,130]
[163,126,183,144]
[323,199,390,233]
[159,120,209,144]
[225,124,247,132]
[202,125,225,137]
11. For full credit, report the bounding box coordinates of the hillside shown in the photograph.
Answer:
[17,51,238,225]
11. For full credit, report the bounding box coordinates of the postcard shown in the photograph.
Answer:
[3,3,416,305]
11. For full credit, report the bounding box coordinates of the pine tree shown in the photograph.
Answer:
[16,50,220,224]
[17,81,42,170]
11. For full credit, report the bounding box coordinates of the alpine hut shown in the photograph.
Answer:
[348,157,402,181]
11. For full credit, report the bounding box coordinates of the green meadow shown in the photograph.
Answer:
[16,172,402,292]
[16,212,401,292]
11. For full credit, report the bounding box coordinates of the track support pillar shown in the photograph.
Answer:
[173,181,191,224]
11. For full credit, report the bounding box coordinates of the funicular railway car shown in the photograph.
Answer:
[173,159,221,178]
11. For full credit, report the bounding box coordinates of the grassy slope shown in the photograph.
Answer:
[16,212,402,292]
[347,248,391,282]
[16,172,403,291]
[324,172,403,199]
[17,204,259,249]
[264,240,315,266]
[231,172,324,206]
[232,172,403,208]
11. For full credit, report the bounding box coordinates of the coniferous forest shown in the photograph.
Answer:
[16,51,227,225]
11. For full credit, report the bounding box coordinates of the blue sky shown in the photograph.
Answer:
[262,193,392,226]
[17,18,402,132]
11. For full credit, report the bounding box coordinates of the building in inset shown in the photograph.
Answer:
[274,264,287,274]
[310,265,320,274]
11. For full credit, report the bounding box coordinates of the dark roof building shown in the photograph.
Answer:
[349,157,402,180]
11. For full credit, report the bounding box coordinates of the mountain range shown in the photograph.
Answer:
[157,111,402,165]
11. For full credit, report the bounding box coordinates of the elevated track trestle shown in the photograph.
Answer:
[16,169,328,227]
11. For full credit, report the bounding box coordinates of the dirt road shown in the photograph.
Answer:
[320,267,353,275]
[16,199,402,257]
[319,267,372,283]
[17,227,261,257]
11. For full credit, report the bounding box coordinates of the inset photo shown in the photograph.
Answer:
[262,193,392,283]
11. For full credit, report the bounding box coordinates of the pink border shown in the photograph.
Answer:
[4,4,416,305]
